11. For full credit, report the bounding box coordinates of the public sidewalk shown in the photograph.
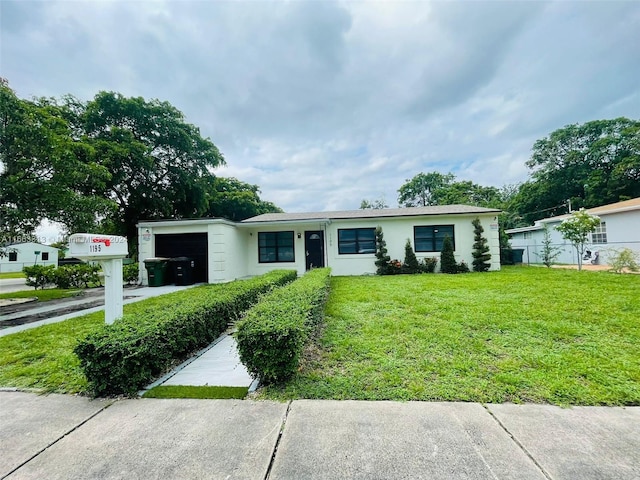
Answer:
[1,391,638,479]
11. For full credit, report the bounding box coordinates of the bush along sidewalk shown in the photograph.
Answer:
[75,269,297,396]
[23,263,102,290]
[236,268,331,385]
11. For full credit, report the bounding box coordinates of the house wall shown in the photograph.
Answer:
[508,209,640,265]
[0,243,59,273]
[243,222,328,277]
[209,223,248,282]
[326,213,500,275]
[137,212,501,284]
[509,225,573,265]
[243,213,501,277]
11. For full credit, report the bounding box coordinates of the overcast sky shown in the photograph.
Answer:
[2,0,639,219]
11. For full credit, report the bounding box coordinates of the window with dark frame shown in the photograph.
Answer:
[42,252,49,261]
[8,251,17,262]
[414,225,455,252]
[338,228,376,254]
[258,231,295,263]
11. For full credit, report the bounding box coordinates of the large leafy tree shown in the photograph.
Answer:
[398,172,455,207]
[1,86,232,245]
[205,177,282,221]
[434,180,502,208]
[83,91,226,241]
[513,118,640,224]
[398,171,505,209]
[0,81,111,237]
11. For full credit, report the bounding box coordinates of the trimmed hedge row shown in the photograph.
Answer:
[236,268,331,384]
[75,270,297,396]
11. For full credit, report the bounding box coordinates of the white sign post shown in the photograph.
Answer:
[69,234,129,325]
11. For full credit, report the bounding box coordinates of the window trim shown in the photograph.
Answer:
[337,227,376,255]
[591,221,607,244]
[258,231,295,263]
[413,225,455,252]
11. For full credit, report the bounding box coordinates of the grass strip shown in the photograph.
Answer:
[0,289,82,301]
[0,272,26,279]
[142,385,248,399]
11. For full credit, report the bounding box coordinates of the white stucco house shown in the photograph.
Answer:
[506,197,640,265]
[137,205,501,285]
[0,242,59,273]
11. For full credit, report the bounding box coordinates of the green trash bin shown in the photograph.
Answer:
[143,258,169,287]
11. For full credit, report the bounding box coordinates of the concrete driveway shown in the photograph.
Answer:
[1,392,638,480]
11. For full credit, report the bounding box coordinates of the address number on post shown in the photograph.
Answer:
[68,233,128,260]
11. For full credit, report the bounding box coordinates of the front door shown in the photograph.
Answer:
[305,231,325,270]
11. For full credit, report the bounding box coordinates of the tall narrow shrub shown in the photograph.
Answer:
[471,218,491,272]
[440,235,457,274]
[535,224,561,267]
[402,239,420,274]
[374,226,392,275]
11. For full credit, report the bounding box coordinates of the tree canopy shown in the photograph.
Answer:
[1,82,112,237]
[205,177,282,221]
[397,172,455,207]
[397,171,504,209]
[1,83,281,245]
[395,118,638,229]
[83,91,226,240]
[512,118,640,224]
[360,197,388,209]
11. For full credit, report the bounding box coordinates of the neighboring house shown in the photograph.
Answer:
[0,242,59,273]
[506,197,640,265]
[137,205,501,285]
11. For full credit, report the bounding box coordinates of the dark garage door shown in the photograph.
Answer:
[155,233,208,284]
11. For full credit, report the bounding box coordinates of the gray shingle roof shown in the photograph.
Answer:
[243,205,501,223]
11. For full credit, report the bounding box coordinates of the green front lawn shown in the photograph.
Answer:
[0,287,225,394]
[3,267,639,404]
[262,267,640,405]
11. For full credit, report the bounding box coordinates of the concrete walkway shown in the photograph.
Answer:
[143,333,256,393]
[1,391,638,479]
